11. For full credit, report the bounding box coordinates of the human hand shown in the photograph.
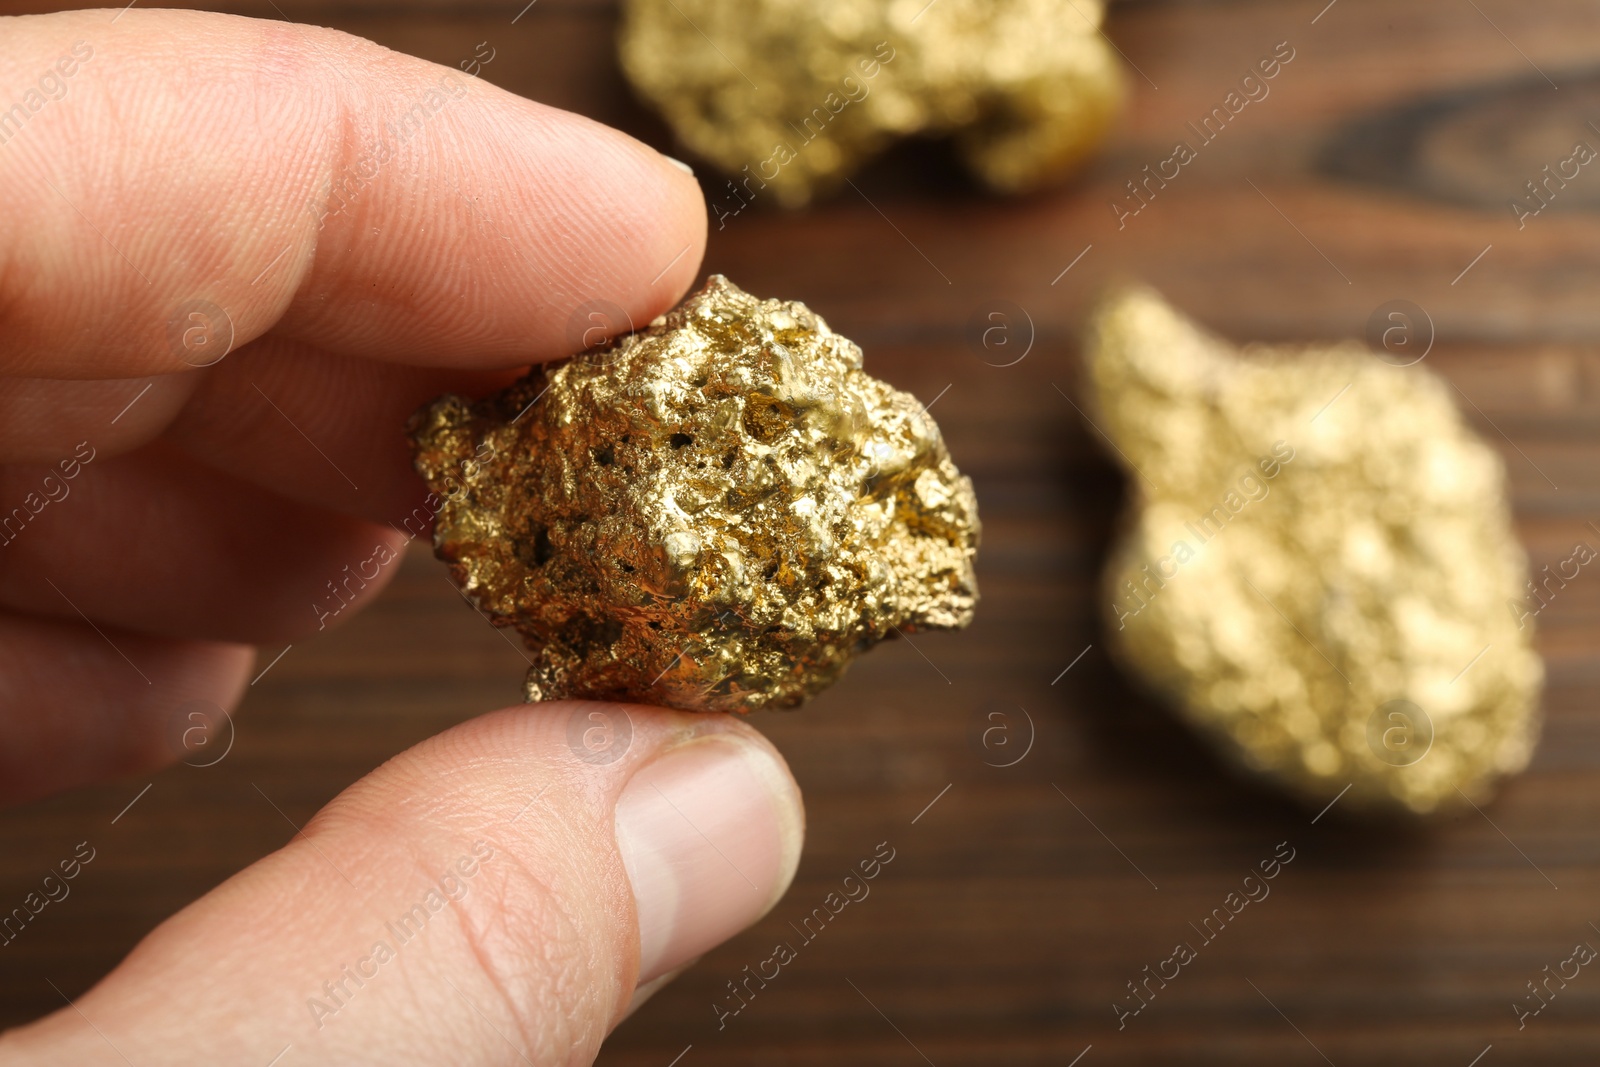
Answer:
[0,10,804,1063]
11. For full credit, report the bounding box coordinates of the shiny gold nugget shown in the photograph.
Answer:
[1086,289,1541,815]
[619,0,1124,207]
[409,276,979,713]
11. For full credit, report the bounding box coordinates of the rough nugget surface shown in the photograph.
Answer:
[409,276,979,712]
[1087,289,1541,815]
[619,0,1123,206]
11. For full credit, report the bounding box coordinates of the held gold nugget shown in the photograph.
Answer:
[1086,289,1541,815]
[409,276,979,713]
[619,0,1124,208]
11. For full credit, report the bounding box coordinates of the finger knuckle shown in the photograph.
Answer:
[446,850,616,1062]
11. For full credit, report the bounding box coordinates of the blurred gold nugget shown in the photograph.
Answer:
[409,276,979,713]
[618,0,1124,208]
[1087,289,1541,815]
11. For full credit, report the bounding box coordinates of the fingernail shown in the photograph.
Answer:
[614,735,804,984]
[663,155,695,177]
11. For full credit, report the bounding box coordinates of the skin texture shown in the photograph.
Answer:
[0,10,804,1065]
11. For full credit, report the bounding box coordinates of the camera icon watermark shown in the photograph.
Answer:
[167,299,235,368]
[566,704,634,765]
[1365,299,1432,367]
[1366,699,1433,767]
[163,699,236,768]
[964,300,1034,368]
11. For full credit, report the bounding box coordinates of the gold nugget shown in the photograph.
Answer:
[409,276,979,712]
[1086,288,1541,815]
[618,0,1124,207]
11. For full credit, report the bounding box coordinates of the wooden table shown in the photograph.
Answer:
[6,0,1600,1062]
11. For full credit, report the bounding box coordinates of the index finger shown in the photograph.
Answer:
[0,9,706,379]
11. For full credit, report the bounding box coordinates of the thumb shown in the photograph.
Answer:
[0,703,805,1066]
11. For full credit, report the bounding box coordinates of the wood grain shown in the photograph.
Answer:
[6,0,1600,1063]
